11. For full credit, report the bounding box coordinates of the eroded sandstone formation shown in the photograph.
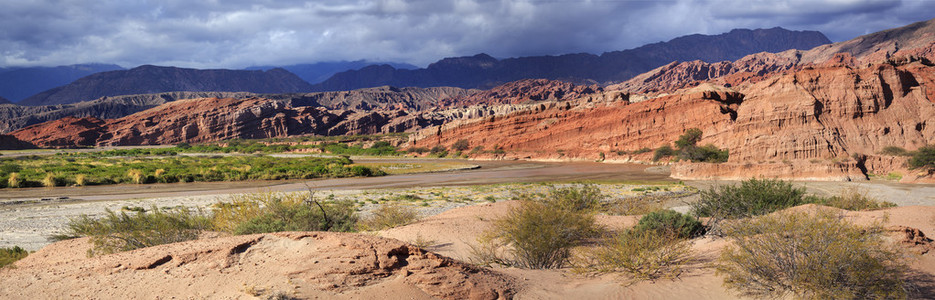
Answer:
[9,97,452,147]
[416,60,935,182]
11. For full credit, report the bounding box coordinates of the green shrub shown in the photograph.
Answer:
[879,146,910,156]
[909,144,935,170]
[679,144,729,163]
[429,145,447,154]
[52,206,211,256]
[805,190,897,211]
[407,147,429,154]
[359,203,420,231]
[634,210,704,239]
[652,145,675,161]
[221,193,358,235]
[471,185,601,269]
[452,139,470,151]
[0,246,28,268]
[583,229,693,282]
[608,195,664,216]
[632,147,652,154]
[536,184,603,212]
[717,211,909,299]
[691,178,806,221]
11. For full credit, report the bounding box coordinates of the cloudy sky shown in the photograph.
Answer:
[0,0,932,69]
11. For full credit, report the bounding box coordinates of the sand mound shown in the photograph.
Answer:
[0,232,515,299]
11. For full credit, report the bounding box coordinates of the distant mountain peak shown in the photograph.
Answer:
[0,64,125,102]
[18,66,314,106]
[313,27,830,91]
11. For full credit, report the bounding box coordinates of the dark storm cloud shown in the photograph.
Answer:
[0,0,930,68]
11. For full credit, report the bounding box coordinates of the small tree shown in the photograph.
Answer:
[675,128,703,149]
[909,144,935,170]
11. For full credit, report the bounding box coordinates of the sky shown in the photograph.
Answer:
[0,0,932,69]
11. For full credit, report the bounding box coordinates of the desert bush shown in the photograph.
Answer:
[652,145,675,161]
[584,229,693,282]
[532,184,603,212]
[717,211,909,299]
[632,147,652,154]
[75,174,87,186]
[127,169,145,184]
[909,144,935,170]
[452,139,470,151]
[429,145,447,154]
[634,210,704,239]
[213,192,358,235]
[358,203,420,231]
[41,173,63,187]
[7,172,21,188]
[0,246,28,268]
[407,147,429,154]
[691,178,806,222]
[879,146,911,156]
[805,190,897,211]
[471,185,601,269]
[608,195,665,215]
[52,206,211,256]
[679,144,729,163]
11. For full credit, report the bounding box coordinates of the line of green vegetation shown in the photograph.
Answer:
[0,154,383,188]
[0,246,28,268]
[50,191,398,256]
[84,139,404,157]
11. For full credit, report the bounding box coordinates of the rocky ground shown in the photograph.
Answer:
[3,197,935,299]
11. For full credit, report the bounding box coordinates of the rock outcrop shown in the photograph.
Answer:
[416,61,935,181]
[0,134,35,150]
[9,97,458,147]
[1,87,476,134]
[439,79,603,107]
[611,18,935,95]
[0,91,255,133]
[0,232,516,299]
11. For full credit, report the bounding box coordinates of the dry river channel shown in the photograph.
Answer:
[2,157,934,251]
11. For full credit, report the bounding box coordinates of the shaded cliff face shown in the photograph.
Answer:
[0,134,35,150]
[438,79,604,107]
[18,65,315,106]
[0,64,125,102]
[0,86,476,134]
[416,61,935,181]
[9,97,456,147]
[313,28,829,91]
